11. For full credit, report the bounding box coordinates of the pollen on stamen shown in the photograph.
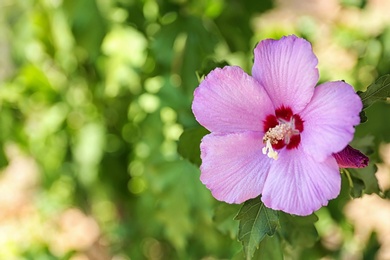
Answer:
[262,123,294,160]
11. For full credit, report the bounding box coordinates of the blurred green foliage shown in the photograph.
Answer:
[0,0,390,259]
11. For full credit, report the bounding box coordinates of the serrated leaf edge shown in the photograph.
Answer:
[235,200,279,259]
[358,74,390,109]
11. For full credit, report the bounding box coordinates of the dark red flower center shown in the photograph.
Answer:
[262,106,304,159]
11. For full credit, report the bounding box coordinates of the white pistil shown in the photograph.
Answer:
[262,139,279,160]
[262,123,294,160]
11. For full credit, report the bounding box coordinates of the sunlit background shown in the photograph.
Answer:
[0,0,390,259]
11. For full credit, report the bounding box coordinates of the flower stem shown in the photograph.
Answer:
[342,169,354,188]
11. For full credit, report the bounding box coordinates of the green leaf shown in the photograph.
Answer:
[346,164,380,197]
[196,59,229,79]
[357,74,390,123]
[234,197,279,259]
[349,176,365,198]
[359,110,368,123]
[350,135,375,156]
[214,203,240,239]
[358,74,390,110]
[231,250,245,260]
[355,102,390,145]
[351,164,380,194]
[232,241,283,260]
[252,235,283,260]
[177,126,209,166]
[279,212,319,247]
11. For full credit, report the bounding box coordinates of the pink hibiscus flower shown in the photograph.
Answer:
[192,35,364,216]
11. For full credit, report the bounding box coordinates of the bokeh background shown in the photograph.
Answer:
[1,0,390,259]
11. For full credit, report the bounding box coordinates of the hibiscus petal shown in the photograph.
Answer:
[262,148,340,216]
[252,35,319,113]
[192,66,274,133]
[333,145,369,168]
[300,81,362,162]
[200,131,271,204]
